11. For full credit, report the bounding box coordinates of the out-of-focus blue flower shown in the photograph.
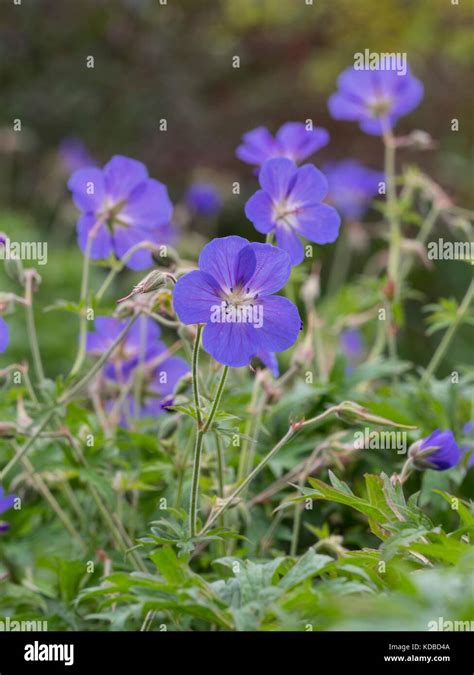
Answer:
[245,158,341,265]
[254,350,279,377]
[0,486,15,533]
[323,160,384,221]
[185,182,222,216]
[410,429,462,471]
[87,316,189,421]
[0,317,9,353]
[340,328,365,361]
[68,155,174,271]
[236,122,329,169]
[328,66,423,135]
[173,236,301,368]
[58,137,96,173]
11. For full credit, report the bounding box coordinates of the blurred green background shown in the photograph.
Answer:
[0,0,472,375]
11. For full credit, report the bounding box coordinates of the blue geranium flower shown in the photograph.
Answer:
[0,317,9,353]
[68,155,174,271]
[328,65,423,135]
[236,121,329,170]
[323,160,384,221]
[87,316,189,421]
[185,182,222,216]
[245,158,341,265]
[410,429,462,471]
[0,486,16,533]
[173,236,301,368]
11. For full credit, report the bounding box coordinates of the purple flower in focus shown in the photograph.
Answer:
[185,182,222,216]
[59,137,96,173]
[328,66,423,135]
[0,486,16,533]
[410,429,462,471]
[0,317,9,353]
[173,236,301,368]
[68,155,174,271]
[323,160,384,221]
[236,122,329,169]
[87,316,189,421]
[245,158,341,265]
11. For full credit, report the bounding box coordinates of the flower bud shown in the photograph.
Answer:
[117,270,167,304]
[409,429,461,471]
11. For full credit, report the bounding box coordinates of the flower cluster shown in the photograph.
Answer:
[86,316,189,421]
[68,155,174,271]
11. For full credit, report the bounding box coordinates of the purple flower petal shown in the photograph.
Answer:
[256,295,301,353]
[121,179,173,230]
[173,270,221,324]
[202,321,261,368]
[254,350,279,377]
[77,215,113,260]
[295,204,341,244]
[259,158,297,201]
[68,167,106,213]
[290,164,328,204]
[86,317,123,354]
[103,155,148,202]
[0,317,9,353]
[244,191,275,234]
[236,127,278,165]
[275,226,305,265]
[276,122,329,161]
[112,225,155,271]
[198,236,249,292]
[240,243,292,296]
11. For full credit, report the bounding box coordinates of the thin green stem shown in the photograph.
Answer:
[69,233,93,377]
[12,442,86,552]
[192,325,203,428]
[24,271,45,385]
[189,365,229,537]
[200,404,341,535]
[421,279,474,384]
[0,411,55,481]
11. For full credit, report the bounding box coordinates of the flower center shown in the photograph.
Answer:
[273,200,299,229]
[98,198,129,229]
[223,285,258,307]
[368,96,392,118]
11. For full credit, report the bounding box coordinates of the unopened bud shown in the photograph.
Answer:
[0,422,17,438]
[117,270,167,304]
[173,372,193,396]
